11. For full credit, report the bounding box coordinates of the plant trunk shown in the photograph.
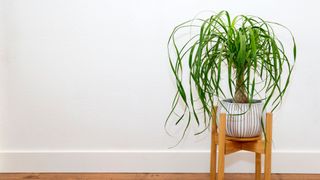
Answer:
[234,75,248,103]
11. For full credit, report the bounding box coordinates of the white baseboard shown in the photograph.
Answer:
[0,151,319,173]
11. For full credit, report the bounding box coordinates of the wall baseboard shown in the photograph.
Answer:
[0,151,319,173]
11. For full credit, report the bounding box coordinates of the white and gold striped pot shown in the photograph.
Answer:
[217,99,264,138]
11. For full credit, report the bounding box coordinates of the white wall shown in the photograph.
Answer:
[0,0,320,173]
[0,0,8,149]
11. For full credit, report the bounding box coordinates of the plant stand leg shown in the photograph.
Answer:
[264,113,272,180]
[210,107,217,180]
[217,113,226,180]
[255,153,261,180]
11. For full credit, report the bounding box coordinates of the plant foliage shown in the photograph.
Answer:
[166,10,296,142]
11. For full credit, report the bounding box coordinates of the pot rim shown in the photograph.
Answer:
[221,98,263,104]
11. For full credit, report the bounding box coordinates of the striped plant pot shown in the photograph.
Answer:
[217,99,264,138]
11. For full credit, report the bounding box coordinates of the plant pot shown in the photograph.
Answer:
[217,99,264,138]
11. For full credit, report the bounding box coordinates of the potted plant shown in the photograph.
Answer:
[166,11,296,142]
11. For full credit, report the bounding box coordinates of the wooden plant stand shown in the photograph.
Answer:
[210,107,273,180]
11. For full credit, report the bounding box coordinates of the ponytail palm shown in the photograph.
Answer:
[166,11,296,140]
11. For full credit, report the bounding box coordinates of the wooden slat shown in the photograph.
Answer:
[226,135,262,142]
[225,141,242,155]
[210,106,218,180]
[241,140,265,154]
[264,113,273,180]
[215,135,264,154]
[217,113,226,180]
[255,153,261,180]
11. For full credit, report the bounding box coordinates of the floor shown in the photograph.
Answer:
[0,173,319,180]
